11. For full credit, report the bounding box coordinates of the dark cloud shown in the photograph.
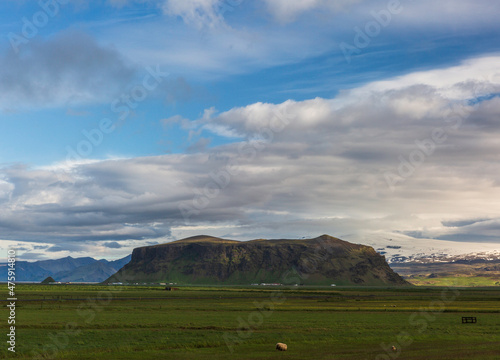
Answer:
[186,137,211,153]
[442,218,490,228]
[436,234,500,243]
[103,241,123,249]
[46,243,86,252]
[163,77,193,104]
[17,252,46,261]
[47,246,66,253]
[0,30,136,110]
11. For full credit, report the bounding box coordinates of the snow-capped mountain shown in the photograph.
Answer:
[342,232,500,264]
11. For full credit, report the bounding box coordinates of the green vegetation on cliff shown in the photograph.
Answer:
[106,235,409,286]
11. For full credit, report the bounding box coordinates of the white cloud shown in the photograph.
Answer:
[162,0,224,28]
[349,56,500,100]
[204,55,500,136]
[394,0,500,28]
[261,0,363,23]
[160,0,364,26]
[109,17,325,81]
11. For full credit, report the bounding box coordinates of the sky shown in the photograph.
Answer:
[1,0,500,261]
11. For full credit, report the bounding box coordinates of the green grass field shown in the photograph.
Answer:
[1,285,500,359]
[406,275,500,287]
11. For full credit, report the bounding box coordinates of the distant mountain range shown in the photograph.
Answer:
[106,235,409,286]
[0,255,131,283]
[385,250,500,264]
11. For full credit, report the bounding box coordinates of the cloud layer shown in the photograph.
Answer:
[1,56,499,259]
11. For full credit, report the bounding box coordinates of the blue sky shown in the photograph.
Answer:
[1,0,500,261]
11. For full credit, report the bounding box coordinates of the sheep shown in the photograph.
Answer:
[276,342,287,351]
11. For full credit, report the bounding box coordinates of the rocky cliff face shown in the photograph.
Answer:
[106,235,409,286]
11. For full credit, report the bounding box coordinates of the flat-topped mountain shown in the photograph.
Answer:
[105,235,409,286]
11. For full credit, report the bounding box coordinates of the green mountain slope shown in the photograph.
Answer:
[41,276,55,284]
[105,235,409,286]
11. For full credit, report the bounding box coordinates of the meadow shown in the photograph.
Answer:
[1,284,499,359]
[406,275,500,287]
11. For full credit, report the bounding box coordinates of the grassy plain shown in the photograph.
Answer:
[391,261,500,287]
[1,285,500,359]
[406,275,500,287]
